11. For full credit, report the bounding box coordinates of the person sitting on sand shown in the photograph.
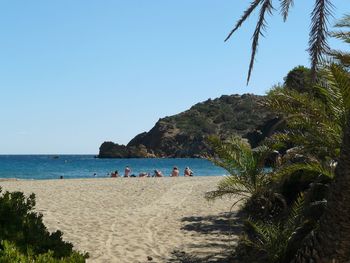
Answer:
[124,166,131,177]
[184,167,193,177]
[111,170,119,178]
[171,167,179,177]
[153,169,163,177]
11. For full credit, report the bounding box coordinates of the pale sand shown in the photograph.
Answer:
[0,177,240,263]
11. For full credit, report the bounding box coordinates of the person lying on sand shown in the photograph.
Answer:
[171,167,179,177]
[139,172,150,177]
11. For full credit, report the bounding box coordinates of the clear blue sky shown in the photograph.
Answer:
[0,1,348,154]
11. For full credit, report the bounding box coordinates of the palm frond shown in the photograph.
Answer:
[329,50,350,68]
[253,145,272,169]
[244,195,305,263]
[308,0,333,77]
[225,0,262,42]
[208,135,254,174]
[280,0,294,22]
[266,84,344,159]
[247,0,274,84]
[274,162,335,182]
[205,175,251,200]
[206,136,271,202]
[318,64,350,122]
[330,67,350,120]
[286,193,305,228]
[333,14,350,28]
[228,1,336,84]
[267,86,335,124]
[331,31,350,44]
[329,14,350,67]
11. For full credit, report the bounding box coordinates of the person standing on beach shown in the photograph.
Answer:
[124,166,131,177]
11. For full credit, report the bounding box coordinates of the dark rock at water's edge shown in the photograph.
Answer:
[98,142,156,158]
[98,94,280,158]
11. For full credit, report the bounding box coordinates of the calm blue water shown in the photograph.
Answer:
[0,155,228,180]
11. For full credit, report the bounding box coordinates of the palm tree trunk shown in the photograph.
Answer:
[293,117,350,262]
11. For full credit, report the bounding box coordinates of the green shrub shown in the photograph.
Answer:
[0,188,87,261]
[0,241,86,263]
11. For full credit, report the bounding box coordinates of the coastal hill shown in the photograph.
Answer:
[98,94,279,158]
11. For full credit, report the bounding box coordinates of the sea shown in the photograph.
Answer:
[0,155,228,180]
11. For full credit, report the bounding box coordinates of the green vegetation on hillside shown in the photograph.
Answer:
[99,94,278,158]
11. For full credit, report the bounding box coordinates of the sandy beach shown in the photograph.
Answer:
[0,177,239,263]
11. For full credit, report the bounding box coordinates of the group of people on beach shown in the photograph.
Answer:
[110,166,193,178]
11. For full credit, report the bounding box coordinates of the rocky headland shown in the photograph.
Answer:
[98,94,279,158]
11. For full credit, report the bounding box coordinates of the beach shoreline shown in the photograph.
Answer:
[0,174,227,183]
[0,176,239,262]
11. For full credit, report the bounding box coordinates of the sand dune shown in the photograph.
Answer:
[0,177,239,263]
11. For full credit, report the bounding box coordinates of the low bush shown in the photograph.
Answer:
[0,241,86,263]
[0,188,87,261]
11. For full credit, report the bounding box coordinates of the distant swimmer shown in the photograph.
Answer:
[171,167,179,177]
[124,166,131,177]
[184,167,193,177]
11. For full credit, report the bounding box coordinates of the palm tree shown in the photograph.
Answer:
[293,18,350,263]
[228,3,350,260]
